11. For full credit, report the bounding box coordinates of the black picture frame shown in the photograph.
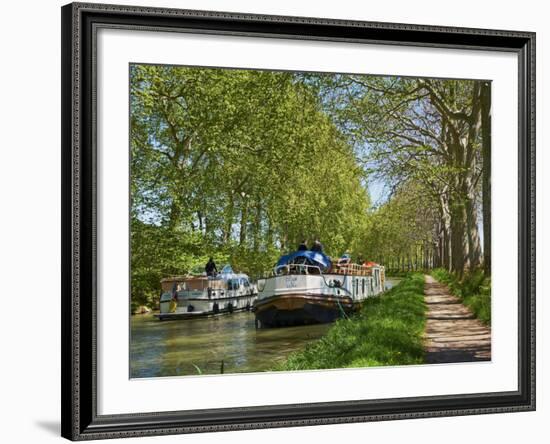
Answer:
[61,2,536,440]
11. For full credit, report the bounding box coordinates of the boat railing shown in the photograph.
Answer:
[332,263,374,276]
[273,264,323,276]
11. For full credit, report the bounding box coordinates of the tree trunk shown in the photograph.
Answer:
[252,200,262,252]
[439,191,452,271]
[432,243,441,270]
[481,82,492,275]
[449,193,467,276]
[168,199,181,230]
[222,194,234,244]
[464,183,482,270]
[239,199,248,246]
[451,132,467,275]
[262,207,273,250]
[281,229,288,251]
[197,211,203,233]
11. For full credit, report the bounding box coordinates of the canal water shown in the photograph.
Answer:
[130,278,402,378]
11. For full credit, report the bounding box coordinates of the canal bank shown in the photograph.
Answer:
[275,274,426,371]
[131,279,404,377]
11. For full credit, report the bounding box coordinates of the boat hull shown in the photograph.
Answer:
[155,304,252,321]
[158,292,256,321]
[253,268,385,328]
[253,293,354,327]
[158,269,257,321]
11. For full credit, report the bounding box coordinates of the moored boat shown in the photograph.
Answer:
[156,265,257,321]
[253,251,385,328]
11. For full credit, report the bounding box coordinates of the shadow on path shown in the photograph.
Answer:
[424,275,491,364]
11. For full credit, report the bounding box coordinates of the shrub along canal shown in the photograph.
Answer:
[130,278,403,378]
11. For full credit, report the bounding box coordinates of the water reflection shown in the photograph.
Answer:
[130,277,402,378]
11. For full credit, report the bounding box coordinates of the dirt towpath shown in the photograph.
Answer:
[424,275,491,364]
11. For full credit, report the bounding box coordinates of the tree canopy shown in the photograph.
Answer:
[130,66,371,306]
[130,65,490,307]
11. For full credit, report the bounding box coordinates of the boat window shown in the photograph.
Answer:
[362,279,365,294]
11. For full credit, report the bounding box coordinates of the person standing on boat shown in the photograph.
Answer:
[205,257,218,277]
[297,240,308,251]
[338,252,351,266]
[311,239,324,253]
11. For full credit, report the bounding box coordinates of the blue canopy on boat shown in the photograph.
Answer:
[220,264,233,274]
[276,250,332,271]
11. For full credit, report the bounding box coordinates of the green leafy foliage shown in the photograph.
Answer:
[357,182,439,271]
[432,268,491,325]
[317,75,490,274]
[130,64,490,309]
[130,66,372,306]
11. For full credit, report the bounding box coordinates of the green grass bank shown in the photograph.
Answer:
[431,268,491,325]
[275,274,426,371]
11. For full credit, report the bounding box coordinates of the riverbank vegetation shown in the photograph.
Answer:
[130,64,491,309]
[275,274,426,370]
[431,269,491,325]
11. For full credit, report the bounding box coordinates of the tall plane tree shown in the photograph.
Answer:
[319,75,490,275]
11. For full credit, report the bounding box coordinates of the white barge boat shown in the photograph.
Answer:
[156,265,257,321]
[253,251,385,328]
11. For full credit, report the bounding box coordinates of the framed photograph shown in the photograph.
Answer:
[61,2,535,440]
